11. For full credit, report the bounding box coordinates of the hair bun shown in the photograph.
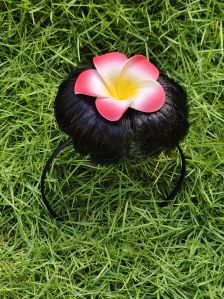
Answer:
[54,67,188,164]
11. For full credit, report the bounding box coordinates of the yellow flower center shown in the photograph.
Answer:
[107,75,139,100]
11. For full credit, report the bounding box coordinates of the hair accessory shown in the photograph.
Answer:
[41,51,189,220]
[41,139,186,220]
[74,52,165,121]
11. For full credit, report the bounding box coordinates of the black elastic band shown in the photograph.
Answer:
[40,139,186,219]
[40,137,73,219]
[158,145,186,207]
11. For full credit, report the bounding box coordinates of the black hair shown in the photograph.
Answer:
[54,67,189,164]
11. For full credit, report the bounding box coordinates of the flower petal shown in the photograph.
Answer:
[93,52,128,89]
[121,55,159,82]
[130,80,165,112]
[74,69,110,97]
[95,97,131,121]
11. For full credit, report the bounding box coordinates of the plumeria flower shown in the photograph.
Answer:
[74,52,165,121]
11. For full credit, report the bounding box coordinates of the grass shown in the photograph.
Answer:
[0,0,223,298]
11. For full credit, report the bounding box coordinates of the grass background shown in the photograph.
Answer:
[0,0,223,298]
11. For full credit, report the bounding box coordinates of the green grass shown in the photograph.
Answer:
[0,0,224,298]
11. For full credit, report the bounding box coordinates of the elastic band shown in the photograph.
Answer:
[40,139,186,219]
[158,145,186,207]
[40,137,73,219]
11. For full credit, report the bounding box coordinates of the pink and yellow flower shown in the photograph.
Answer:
[74,52,165,121]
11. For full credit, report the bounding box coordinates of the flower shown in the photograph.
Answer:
[74,52,165,121]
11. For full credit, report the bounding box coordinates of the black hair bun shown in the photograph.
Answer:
[54,67,189,164]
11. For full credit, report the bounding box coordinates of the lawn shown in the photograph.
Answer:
[0,0,224,298]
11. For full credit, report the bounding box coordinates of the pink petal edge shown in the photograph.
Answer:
[121,55,160,82]
[95,97,131,121]
[74,69,109,97]
[130,80,165,112]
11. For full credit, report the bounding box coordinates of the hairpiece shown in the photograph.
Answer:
[41,52,189,219]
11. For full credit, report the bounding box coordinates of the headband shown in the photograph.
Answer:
[41,137,186,220]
